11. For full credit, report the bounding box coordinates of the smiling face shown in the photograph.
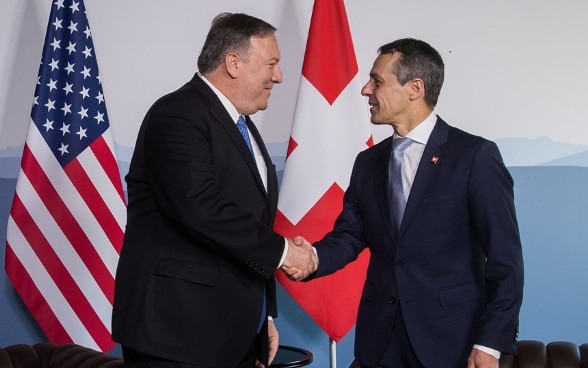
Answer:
[361,53,412,129]
[235,35,283,115]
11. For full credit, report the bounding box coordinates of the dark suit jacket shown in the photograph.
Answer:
[313,117,524,367]
[112,74,285,367]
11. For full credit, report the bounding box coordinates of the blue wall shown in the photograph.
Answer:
[2,140,588,367]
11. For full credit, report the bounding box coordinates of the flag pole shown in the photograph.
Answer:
[330,338,337,368]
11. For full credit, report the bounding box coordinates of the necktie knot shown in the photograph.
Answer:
[236,116,254,155]
[393,137,412,154]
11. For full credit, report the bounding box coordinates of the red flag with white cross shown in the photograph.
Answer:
[275,0,373,342]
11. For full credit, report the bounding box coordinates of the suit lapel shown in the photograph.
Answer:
[372,137,399,241]
[210,103,257,163]
[398,118,449,237]
[246,116,279,212]
[190,76,261,175]
[195,75,273,205]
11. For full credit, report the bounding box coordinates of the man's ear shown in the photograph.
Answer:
[408,78,425,101]
[225,53,240,79]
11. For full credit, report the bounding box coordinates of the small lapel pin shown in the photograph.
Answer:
[430,156,439,164]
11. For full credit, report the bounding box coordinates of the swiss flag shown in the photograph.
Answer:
[275,0,373,342]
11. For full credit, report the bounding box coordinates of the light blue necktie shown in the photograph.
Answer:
[236,116,254,155]
[390,137,413,230]
[237,115,266,330]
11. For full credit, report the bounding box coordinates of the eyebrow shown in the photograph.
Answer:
[369,72,382,80]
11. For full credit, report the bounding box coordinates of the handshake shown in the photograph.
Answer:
[281,236,318,281]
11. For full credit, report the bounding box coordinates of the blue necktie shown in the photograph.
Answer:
[390,137,413,230]
[236,116,254,155]
[237,115,266,330]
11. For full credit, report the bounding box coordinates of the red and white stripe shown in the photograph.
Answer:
[6,122,125,351]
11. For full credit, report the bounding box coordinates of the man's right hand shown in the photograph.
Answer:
[281,236,317,281]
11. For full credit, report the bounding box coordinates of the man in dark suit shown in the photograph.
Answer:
[112,13,317,368]
[287,38,524,368]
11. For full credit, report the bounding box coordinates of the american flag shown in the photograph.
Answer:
[5,0,125,352]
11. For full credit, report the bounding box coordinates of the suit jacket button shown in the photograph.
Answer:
[389,297,397,304]
[395,261,404,267]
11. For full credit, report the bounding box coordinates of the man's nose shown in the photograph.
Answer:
[273,65,284,83]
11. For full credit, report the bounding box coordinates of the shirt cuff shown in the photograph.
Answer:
[473,344,501,360]
[277,238,288,268]
[276,238,318,270]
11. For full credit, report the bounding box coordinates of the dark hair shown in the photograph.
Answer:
[379,38,444,108]
[197,13,277,74]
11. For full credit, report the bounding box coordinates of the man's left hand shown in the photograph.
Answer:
[255,320,280,368]
[467,348,498,368]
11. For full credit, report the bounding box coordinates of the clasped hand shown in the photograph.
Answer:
[281,236,317,281]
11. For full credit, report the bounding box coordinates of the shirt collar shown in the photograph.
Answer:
[395,111,437,145]
[198,72,241,124]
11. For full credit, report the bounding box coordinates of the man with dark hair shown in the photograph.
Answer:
[287,38,524,368]
[112,13,316,368]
